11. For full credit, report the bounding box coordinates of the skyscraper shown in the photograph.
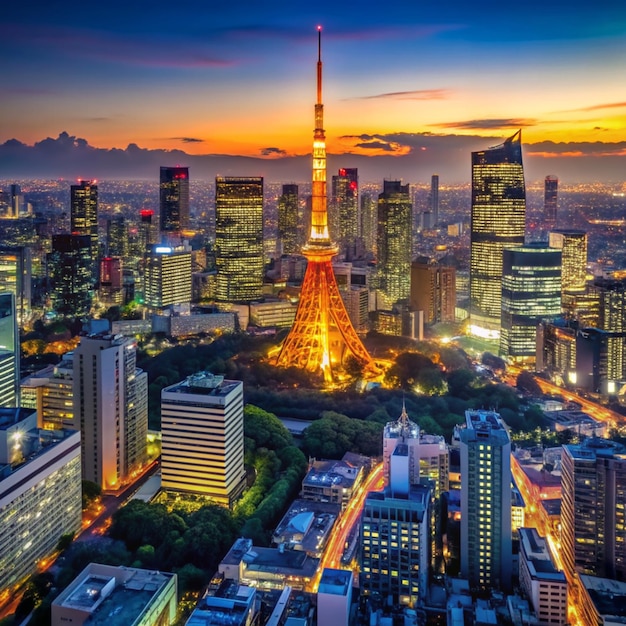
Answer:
[161,372,246,507]
[159,166,190,235]
[549,229,587,294]
[143,242,192,311]
[377,180,412,308]
[360,444,430,607]
[459,410,512,591]
[330,168,358,255]
[215,176,264,303]
[73,332,148,489]
[430,174,439,226]
[561,438,626,581]
[469,131,526,335]
[49,234,93,316]
[0,293,19,407]
[500,244,562,363]
[360,193,377,255]
[544,175,558,226]
[276,28,377,382]
[0,246,31,323]
[70,179,98,275]
[410,258,456,325]
[277,184,299,255]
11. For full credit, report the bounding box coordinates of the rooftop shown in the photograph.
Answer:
[318,569,352,596]
[580,575,626,622]
[164,372,241,397]
[519,528,565,582]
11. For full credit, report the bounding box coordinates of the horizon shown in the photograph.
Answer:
[1,1,625,182]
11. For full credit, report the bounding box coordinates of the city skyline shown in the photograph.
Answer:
[1,1,626,182]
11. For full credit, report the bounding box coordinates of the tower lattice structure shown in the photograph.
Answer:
[276,29,378,382]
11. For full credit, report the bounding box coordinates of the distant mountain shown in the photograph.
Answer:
[0,131,624,184]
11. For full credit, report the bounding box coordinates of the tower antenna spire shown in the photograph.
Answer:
[317,26,322,105]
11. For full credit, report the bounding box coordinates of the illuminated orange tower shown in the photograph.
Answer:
[276,28,378,382]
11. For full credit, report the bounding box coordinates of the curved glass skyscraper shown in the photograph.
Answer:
[469,130,526,335]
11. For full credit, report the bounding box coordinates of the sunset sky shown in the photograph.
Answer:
[2,0,626,180]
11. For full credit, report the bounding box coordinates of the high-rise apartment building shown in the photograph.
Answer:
[70,179,99,275]
[215,177,264,303]
[377,180,412,308]
[331,168,359,255]
[0,246,32,322]
[49,234,93,316]
[159,166,190,234]
[500,245,562,363]
[73,332,148,489]
[0,293,19,407]
[360,444,430,607]
[277,184,299,255]
[469,131,526,335]
[410,258,456,325]
[544,175,558,226]
[548,229,587,294]
[561,438,626,581]
[143,242,192,311]
[596,278,626,387]
[459,410,512,591]
[0,409,81,594]
[161,372,246,507]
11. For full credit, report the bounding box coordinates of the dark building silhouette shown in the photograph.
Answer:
[159,166,190,234]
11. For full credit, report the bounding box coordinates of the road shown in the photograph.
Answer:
[311,463,385,591]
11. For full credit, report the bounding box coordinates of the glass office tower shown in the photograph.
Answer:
[215,177,264,303]
[469,131,526,336]
[159,166,190,234]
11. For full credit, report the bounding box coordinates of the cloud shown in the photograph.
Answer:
[351,89,451,101]
[433,118,536,130]
[561,101,626,113]
[526,140,626,158]
[354,141,397,152]
[173,137,205,144]
[260,147,287,156]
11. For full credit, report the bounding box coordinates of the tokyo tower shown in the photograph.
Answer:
[276,28,378,383]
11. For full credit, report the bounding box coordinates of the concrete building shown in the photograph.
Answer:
[249,300,297,329]
[518,528,567,625]
[0,293,19,407]
[561,438,626,581]
[0,409,81,594]
[74,332,148,489]
[578,575,626,626]
[186,576,256,626]
[459,410,512,591]
[161,372,246,507]
[301,459,364,510]
[0,246,32,323]
[410,258,456,325]
[317,568,353,626]
[219,537,318,592]
[360,445,430,608]
[52,563,177,626]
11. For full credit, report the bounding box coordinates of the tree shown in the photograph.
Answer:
[517,371,543,397]
[82,480,102,509]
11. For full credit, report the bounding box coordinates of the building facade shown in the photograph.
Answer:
[331,168,359,256]
[459,410,512,591]
[548,230,587,295]
[215,177,264,303]
[277,184,299,256]
[49,234,93,316]
[0,411,81,594]
[377,180,412,308]
[500,244,562,362]
[0,246,31,323]
[561,438,626,581]
[0,293,19,407]
[410,258,456,325]
[70,179,99,274]
[469,131,526,335]
[159,166,190,234]
[161,372,246,507]
[544,175,558,226]
[73,333,148,489]
[143,242,192,311]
